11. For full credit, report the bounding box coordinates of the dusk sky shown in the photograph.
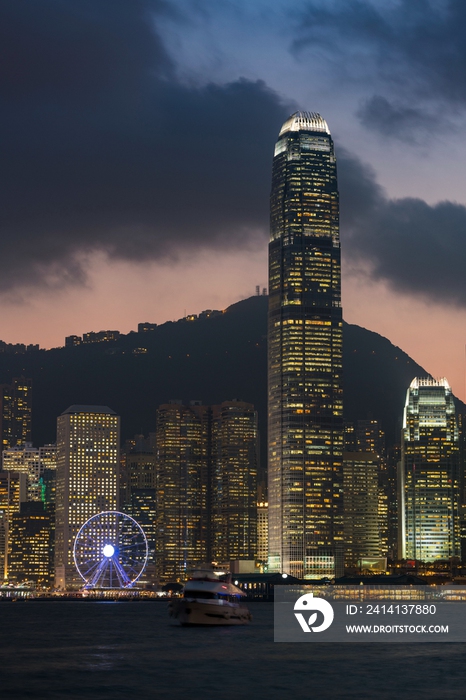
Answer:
[3,1,466,399]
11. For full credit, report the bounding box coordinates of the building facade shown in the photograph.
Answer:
[268,111,343,578]
[121,435,158,584]
[343,452,382,569]
[0,377,32,450]
[400,378,461,562]
[0,472,23,581]
[2,443,41,501]
[54,405,120,588]
[155,400,258,582]
[9,501,54,587]
[211,401,258,564]
[155,401,210,582]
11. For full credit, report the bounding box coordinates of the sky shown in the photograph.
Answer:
[2,0,466,398]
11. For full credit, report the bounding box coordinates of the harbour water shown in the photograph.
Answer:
[1,601,465,700]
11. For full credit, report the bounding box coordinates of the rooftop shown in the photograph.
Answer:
[409,377,450,390]
[279,111,330,137]
[61,405,117,415]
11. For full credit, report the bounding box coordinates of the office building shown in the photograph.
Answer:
[54,405,120,588]
[155,401,210,582]
[8,501,53,587]
[156,400,258,582]
[400,378,461,562]
[2,442,57,503]
[211,401,258,564]
[121,435,157,584]
[0,471,25,581]
[0,377,32,449]
[268,111,343,578]
[343,451,382,569]
[2,443,42,501]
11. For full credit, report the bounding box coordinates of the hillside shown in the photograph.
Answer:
[0,296,431,462]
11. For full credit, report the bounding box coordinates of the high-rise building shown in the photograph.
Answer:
[155,400,258,582]
[2,443,41,501]
[0,512,6,581]
[344,420,390,563]
[211,401,258,564]
[0,377,32,449]
[399,378,461,562]
[0,471,25,581]
[54,405,120,588]
[121,435,158,584]
[155,401,210,582]
[9,501,54,587]
[343,451,382,569]
[2,442,58,504]
[268,111,343,578]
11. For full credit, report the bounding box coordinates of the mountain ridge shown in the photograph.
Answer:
[0,296,435,459]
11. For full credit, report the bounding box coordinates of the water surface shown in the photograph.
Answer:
[1,601,464,699]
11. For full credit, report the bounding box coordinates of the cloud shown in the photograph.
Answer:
[338,147,466,306]
[4,0,465,306]
[0,0,292,294]
[293,0,466,138]
[356,96,436,143]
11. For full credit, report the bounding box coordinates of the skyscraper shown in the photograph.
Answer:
[343,452,382,569]
[2,443,42,501]
[54,405,120,588]
[121,435,158,584]
[268,111,343,579]
[9,501,54,587]
[155,401,210,582]
[400,378,461,562]
[211,401,258,564]
[0,377,32,449]
[155,400,258,582]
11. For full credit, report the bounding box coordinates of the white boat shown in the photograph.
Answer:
[168,570,251,626]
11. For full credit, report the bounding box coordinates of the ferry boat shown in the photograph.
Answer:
[168,569,251,626]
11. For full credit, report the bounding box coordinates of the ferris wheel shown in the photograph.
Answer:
[73,511,149,589]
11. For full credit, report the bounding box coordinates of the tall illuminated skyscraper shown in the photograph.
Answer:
[155,400,258,582]
[155,401,210,582]
[0,377,32,449]
[54,405,120,588]
[211,401,258,564]
[268,112,343,578]
[400,378,460,562]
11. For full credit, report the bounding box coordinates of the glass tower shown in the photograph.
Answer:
[268,111,343,578]
[400,378,460,562]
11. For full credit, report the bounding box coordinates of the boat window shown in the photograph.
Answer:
[184,590,216,599]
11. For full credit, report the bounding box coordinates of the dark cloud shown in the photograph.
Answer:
[338,148,466,306]
[356,96,435,143]
[5,0,465,305]
[0,0,292,294]
[294,0,466,138]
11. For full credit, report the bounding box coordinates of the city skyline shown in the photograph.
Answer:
[4,5,466,697]
[2,2,466,404]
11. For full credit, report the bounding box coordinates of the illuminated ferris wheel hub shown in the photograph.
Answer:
[103,544,115,558]
[73,511,148,589]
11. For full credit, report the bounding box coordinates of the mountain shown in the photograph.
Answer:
[0,296,431,464]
